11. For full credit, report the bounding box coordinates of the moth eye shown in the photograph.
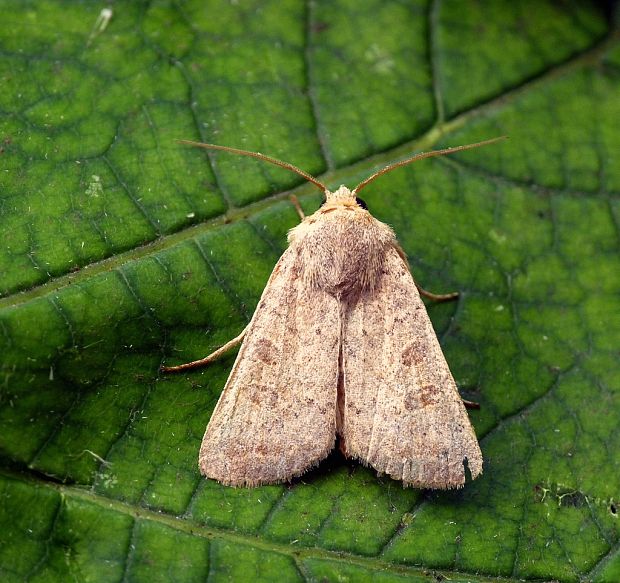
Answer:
[355,197,368,210]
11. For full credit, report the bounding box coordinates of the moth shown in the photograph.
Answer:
[164,137,505,489]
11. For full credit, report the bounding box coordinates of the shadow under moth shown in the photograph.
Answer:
[163,137,505,489]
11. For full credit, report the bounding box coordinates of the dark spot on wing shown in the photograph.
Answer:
[255,338,278,365]
[401,342,424,367]
[404,392,416,410]
[419,384,438,407]
[404,384,438,410]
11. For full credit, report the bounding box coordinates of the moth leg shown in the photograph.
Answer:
[289,194,305,221]
[160,327,247,373]
[462,398,480,410]
[416,283,459,302]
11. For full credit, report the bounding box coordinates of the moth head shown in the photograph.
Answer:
[323,185,368,211]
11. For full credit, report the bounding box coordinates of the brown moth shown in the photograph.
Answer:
[163,137,505,489]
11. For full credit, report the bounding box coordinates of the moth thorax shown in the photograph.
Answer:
[297,212,396,297]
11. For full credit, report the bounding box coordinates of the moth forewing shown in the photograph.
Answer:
[340,247,482,488]
[198,249,340,487]
[166,138,502,488]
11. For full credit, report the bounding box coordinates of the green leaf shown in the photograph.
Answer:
[1,1,618,581]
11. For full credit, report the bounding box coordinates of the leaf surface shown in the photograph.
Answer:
[1,1,619,581]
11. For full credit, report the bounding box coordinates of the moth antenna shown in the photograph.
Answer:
[353,136,508,194]
[177,140,329,193]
